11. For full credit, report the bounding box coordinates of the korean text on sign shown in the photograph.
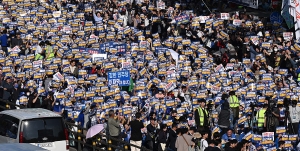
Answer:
[108,70,131,86]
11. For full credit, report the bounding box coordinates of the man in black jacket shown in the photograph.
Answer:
[129,112,144,151]
[195,99,209,132]
[240,37,250,61]
[11,32,24,48]
[11,82,29,109]
[204,140,216,151]
[146,117,158,150]
[167,123,177,151]
[2,77,13,101]
[27,87,41,108]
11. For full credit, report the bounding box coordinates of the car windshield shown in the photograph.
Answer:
[22,117,65,143]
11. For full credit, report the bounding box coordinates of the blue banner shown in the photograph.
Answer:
[100,42,127,54]
[270,12,283,24]
[155,47,168,54]
[108,70,130,86]
[79,48,102,54]
[115,43,127,54]
[100,43,109,53]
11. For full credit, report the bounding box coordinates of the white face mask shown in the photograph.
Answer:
[26,92,30,96]
[274,48,278,52]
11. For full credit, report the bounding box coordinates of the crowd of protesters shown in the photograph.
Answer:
[0,0,299,151]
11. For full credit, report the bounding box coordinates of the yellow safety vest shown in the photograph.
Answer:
[256,109,266,128]
[298,73,300,81]
[197,107,208,126]
[229,96,239,108]
[46,46,54,60]
[34,53,44,60]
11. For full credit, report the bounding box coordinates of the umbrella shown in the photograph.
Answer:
[86,124,104,139]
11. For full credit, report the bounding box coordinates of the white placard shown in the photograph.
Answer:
[52,11,61,18]
[157,1,166,9]
[53,72,64,81]
[220,13,230,20]
[199,16,210,23]
[283,32,293,41]
[233,19,242,26]
[122,62,132,68]
[92,54,107,61]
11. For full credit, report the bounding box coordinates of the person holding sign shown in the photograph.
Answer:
[34,41,45,60]
[2,77,13,102]
[92,6,103,24]
[10,32,24,50]
[69,60,79,77]
[11,82,29,109]
[44,40,55,61]
[27,87,41,108]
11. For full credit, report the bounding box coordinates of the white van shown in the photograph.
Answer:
[0,108,69,151]
[0,143,48,151]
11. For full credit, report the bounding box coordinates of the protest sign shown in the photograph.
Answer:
[214,64,225,72]
[157,1,166,9]
[175,14,189,25]
[52,11,61,18]
[165,82,176,92]
[261,132,274,145]
[283,32,293,40]
[199,16,210,23]
[220,13,230,20]
[122,62,132,69]
[108,70,131,86]
[9,46,21,52]
[250,36,259,45]
[33,60,43,68]
[233,19,242,26]
[63,25,72,33]
[115,43,127,54]
[92,54,107,61]
[53,72,64,81]
[261,42,271,49]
